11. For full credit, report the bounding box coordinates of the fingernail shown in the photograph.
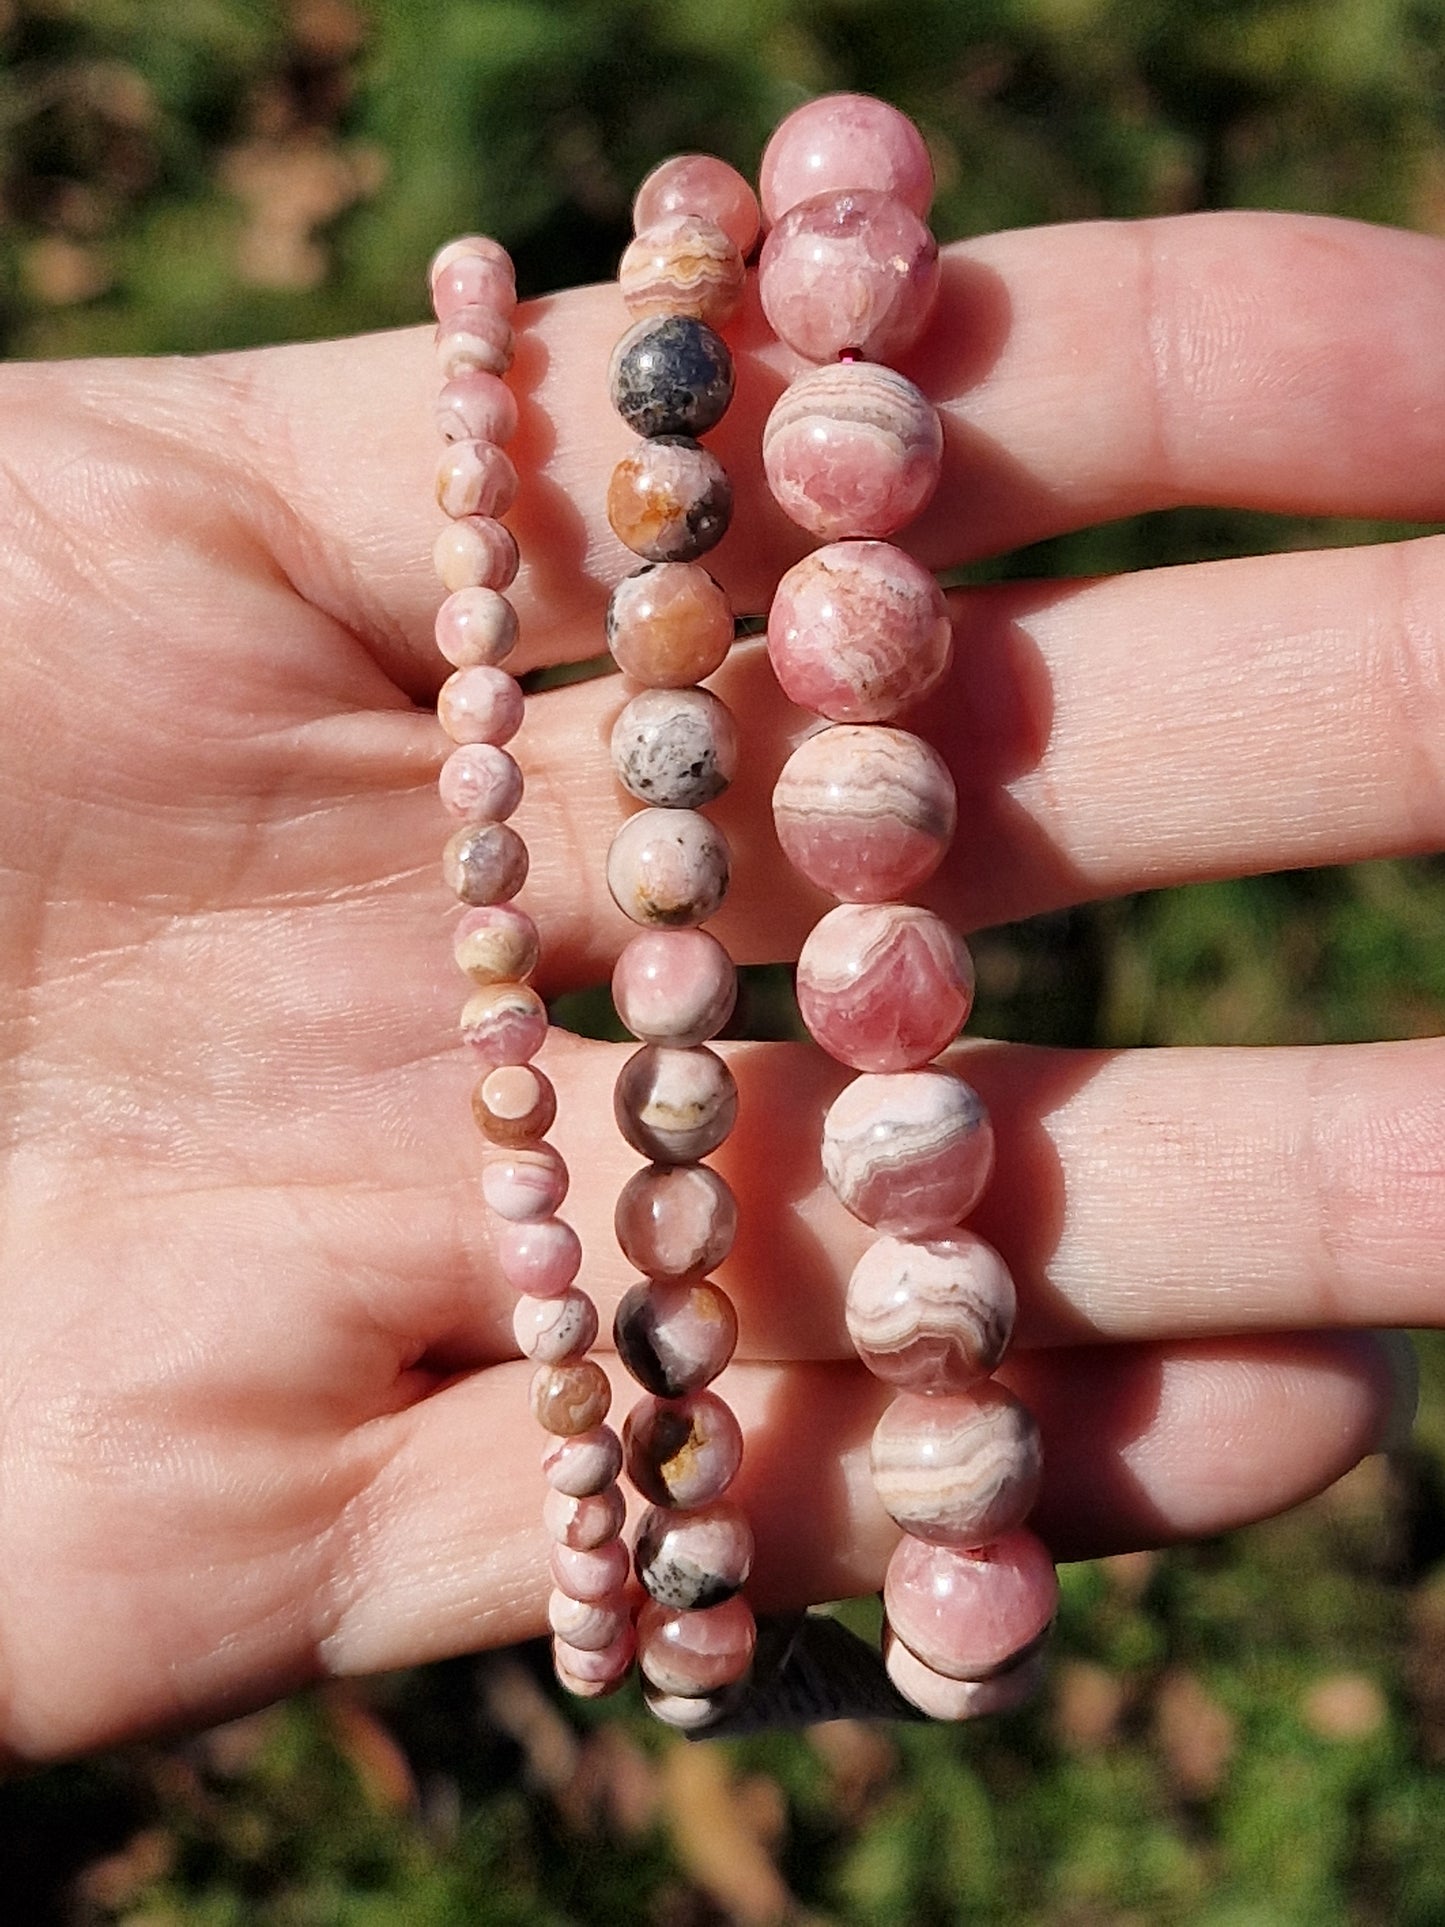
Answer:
[1370,1330,1419,1453]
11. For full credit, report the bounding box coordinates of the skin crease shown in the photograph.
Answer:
[0,209,1440,1761]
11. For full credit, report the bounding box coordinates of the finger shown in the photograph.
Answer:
[317,1328,1396,1672]
[227,212,1445,682]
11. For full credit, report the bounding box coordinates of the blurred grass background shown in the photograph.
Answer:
[4,0,1445,1919]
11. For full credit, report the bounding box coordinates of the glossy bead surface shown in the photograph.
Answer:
[797,903,973,1071]
[768,541,951,724]
[435,586,519,669]
[437,665,523,747]
[773,724,955,902]
[612,928,737,1047]
[483,1144,569,1222]
[637,1595,756,1696]
[759,189,940,363]
[614,1277,738,1397]
[436,439,519,520]
[763,362,942,541]
[554,1626,636,1693]
[607,563,733,687]
[633,154,761,255]
[436,369,519,446]
[883,1528,1059,1681]
[440,743,523,823]
[429,234,515,287]
[822,1070,993,1235]
[432,255,516,326]
[460,981,547,1066]
[610,315,735,440]
[542,1483,626,1550]
[619,214,745,328]
[442,822,529,906]
[513,1288,599,1364]
[610,687,738,808]
[473,1063,557,1146]
[453,903,539,984]
[871,1384,1043,1547]
[435,304,514,379]
[530,1359,612,1437]
[845,1230,1015,1392]
[548,1588,630,1652]
[607,438,732,563]
[759,93,935,225]
[495,1217,582,1297]
[634,1501,754,1609]
[429,236,515,304]
[544,1427,625,1501]
[614,1162,737,1279]
[884,1632,1045,1721]
[606,807,730,928]
[433,516,519,592]
[614,1044,737,1164]
[550,1531,630,1597]
[624,1388,743,1508]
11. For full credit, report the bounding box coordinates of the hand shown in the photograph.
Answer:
[0,208,1430,1761]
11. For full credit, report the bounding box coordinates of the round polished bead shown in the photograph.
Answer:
[435,439,519,520]
[429,235,515,294]
[495,1217,582,1297]
[634,154,761,256]
[530,1358,612,1436]
[624,1388,743,1508]
[555,1624,636,1691]
[637,1595,756,1696]
[763,362,942,541]
[607,563,734,688]
[614,1162,738,1279]
[845,1231,1015,1392]
[548,1588,630,1652]
[483,1144,568,1222]
[550,1531,630,1597]
[614,1277,738,1397]
[796,903,973,1071]
[641,1677,744,1729]
[453,903,539,984]
[884,1631,1045,1721]
[822,1070,993,1235]
[460,981,547,1066]
[614,1044,737,1164]
[435,587,519,669]
[436,304,514,379]
[442,822,529,906]
[760,190,940,364]
[612,928,737,1047]
[610,315,735,440]
[759,92,934,225]
[433,516,519,592]
[440,743,523,822]
[607,438,732,563]
[431,252,517,325]
[514,1288,599,1364]
[768,541,951,724]
[437,665,523,747]
[619,214,745,328]
[871,1384,1042,1548]
[883,1528,1059,1682]
[473,1063,557,1146]
[634,1501,753,1610]
[773,724,955,902]
[544,1427,625,1501]
[610,687,738,808]
[543,1483,626,1550]
[606,807,730,928]
[436,369,519,446]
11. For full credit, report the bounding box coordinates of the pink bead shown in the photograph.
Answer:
[822,1069,994,1236]
[436,304,514,379]
[442,822,529,906]
[623,1388,743,1509]
[763,362,943,541]
[613,1276,738,1398]
[437,666,524,747]
[845,1231,1015,1392]
[612,928,736,1048]
[436,370,520,446]
[641,1678,742,1729]
[883,1528,1059,1681]
[544,1427,625,1500]
[884,1632,1046,1720]
[433,516,520,593]
[436,440,519,520]
[634,154,761,256]
[614,1044,737,1165]
[759,92,934,225]
[637,1595,756,1696]
[543,1483,626,1550]
[482,1143,569,1222]
[548,1588,630,1652]
[606,807,730,928]
[453,904,539,984]
[618,215,745,328]
[473,1063,556,1146]
[871,1384,1043,1548]
[634,1501,753,1610]
[773,724,956,902]
[796,903,973,1071]
[614,1162,738,1280]
[495,1218,582,1297]
[460,980,548,1066]
[439,743,523,823]
[759,190,940,364]
[435,588,519,669]
[513,1288,599,1363]
[768,541,951,725]
[554,1625,636,1690]
[429,234,515,289]
[431,251,517,324]
[550,1533,630,1599]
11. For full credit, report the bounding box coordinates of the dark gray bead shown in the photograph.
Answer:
[609,315,735,439]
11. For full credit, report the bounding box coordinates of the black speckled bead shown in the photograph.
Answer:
[611,687,738,807]
[614,1276,739,1397]
[609,315,736,439]
[635,1502,754,1610]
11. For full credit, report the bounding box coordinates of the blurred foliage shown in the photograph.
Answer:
[4,0,1445,1920]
